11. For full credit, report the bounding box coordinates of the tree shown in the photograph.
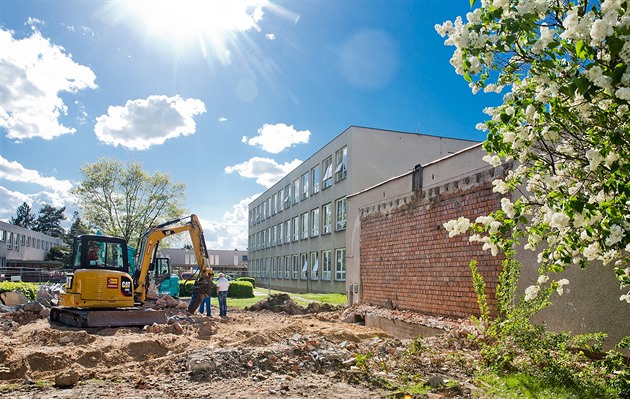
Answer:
[72,158,187,250]
[64,211,92,245]
[437,1,630,303]
[32,204,66,237]
[10,202,36,228]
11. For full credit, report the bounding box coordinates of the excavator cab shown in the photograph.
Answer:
[60,235,135,309]
[152,257,180,297]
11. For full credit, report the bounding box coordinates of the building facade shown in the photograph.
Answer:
[0,221,65,281]
[247,125,479,293]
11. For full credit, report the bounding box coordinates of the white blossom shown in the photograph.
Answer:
[443,217,471,238]
[501,197,516,218]
[605,224,625,246]
[524,285,540,301]
[557,279,570,295]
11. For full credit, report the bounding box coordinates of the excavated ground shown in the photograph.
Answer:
[0,293,481,399]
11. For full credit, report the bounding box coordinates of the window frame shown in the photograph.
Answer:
[335,146,348,182]
[336,197,347,231]
[322,156,333,189]
[335,248,346,281]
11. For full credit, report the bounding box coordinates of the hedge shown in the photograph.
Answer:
[179,279,254,298]
[236,276,255,288]
[0,281,38,301]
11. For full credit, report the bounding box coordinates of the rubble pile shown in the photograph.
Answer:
[182,332,392,381]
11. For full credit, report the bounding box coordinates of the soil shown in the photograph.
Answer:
[0,293,481,399]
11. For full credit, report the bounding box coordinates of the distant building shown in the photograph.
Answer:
[157,247,248,278]
[0,221,65,281]
[247,125,479,293]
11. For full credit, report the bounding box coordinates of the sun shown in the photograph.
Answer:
[114,0,269,62]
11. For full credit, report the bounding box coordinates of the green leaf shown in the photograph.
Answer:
[470,0,476,7]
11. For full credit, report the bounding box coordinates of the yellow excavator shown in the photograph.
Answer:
[50,214,212,328]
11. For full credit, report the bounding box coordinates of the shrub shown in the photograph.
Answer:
[0,281,38,301]
[237,276,255,288]
[179,280,195,297]
[229,281,254,298]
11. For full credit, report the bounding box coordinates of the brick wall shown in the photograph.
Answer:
[359,167,506,319]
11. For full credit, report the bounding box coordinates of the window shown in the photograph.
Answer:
[335,146,348,182]
[300,212,308,240]
[284,184,291,209]
[263,199,268,220]
[0,230,5,242]
[277,189,283,213]
[300,253,308,279]
[285,220,291,243]
[234,255,239,265]
[278,223,283,245]
[256,204,261,222]
[335,248,346,281]
[310,252,319,280]
[267,227,272,248]
[323,203,332,234]
[271,194,277,215]
[301,172,309,200]
[292,178,300,205]
[14,234,19,251]
[292,254,299,279]
[271,257,276,278]
[322,157,333,189]
[7,232,12,249]
[276,256,282,279]
[311,208,320,237]
[285,255,291,278]
[292,217,299,242]
[322,250,332,280]
[311,165,320,195]
[20,235,25,246]
[271,225,277,246]
[336,197,347,231]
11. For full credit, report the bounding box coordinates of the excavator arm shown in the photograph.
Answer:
[134,214,211,303]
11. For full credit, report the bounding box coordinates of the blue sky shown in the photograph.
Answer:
[0,0,498,250]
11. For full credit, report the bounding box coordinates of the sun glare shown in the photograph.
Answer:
[118,0,269,61]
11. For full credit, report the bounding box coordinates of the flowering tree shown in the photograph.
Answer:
[437,0,630,303]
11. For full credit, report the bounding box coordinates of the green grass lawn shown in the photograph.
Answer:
[225,288,347,310]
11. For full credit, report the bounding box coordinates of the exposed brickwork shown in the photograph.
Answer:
[359,167,507,319]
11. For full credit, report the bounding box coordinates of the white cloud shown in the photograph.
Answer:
[225,157,301,188]
[242,123,310,153]
[199,194,260,250]
[265,33,276,40]
[219,116,228,123]
[0,185,77,224]
[94,95,206,150]
[0,156,72,193]
[0,156,76,222]
[0,27,98,141]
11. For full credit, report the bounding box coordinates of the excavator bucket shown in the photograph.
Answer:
[187,292,206,314]
[50,307,167,328]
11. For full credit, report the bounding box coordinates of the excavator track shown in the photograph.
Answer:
[50,307,167,328]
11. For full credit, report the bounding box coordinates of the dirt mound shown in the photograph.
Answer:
[245,293,306,314]
[244,294,341,315]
